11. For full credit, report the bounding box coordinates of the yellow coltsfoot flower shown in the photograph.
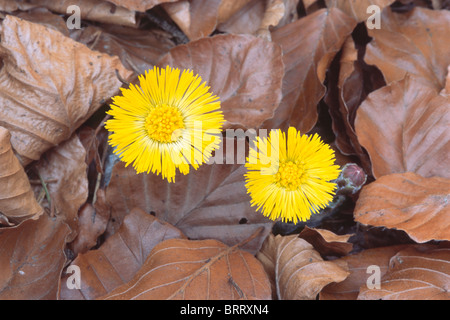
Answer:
[245,127,340,224]
[105,66,224,182]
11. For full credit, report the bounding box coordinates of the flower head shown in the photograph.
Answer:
[105,66,224,182]
[244,127,340,224]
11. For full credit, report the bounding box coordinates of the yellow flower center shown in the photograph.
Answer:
[145,104,185,143]
[275,160,305,191]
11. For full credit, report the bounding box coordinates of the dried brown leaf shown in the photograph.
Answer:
[257,0,285,39]
[217,0,254,23]
[263,8,357,132]
[0,214,70,299]
[0,127,43,223]
[365,7,450,91]
[70,24,175,75]
[0,16,132,166]
[35,134,88,242]
[256,234,349,300]
[106,0,178,12]
[325,0,396,22]
[354,172,450,243]
[217,0,266,35]
[324,36,381,172]
[99,237,271,300]
[60,208,186,300]
[355,75,450,179]
[34,0,137,27]
[299,226,353,256]
[320,245,410,300]
[162,0,222,41]
[105,138,274,254]
[158,33,284,130]
[358,246,450,300]
[68,189,110,255]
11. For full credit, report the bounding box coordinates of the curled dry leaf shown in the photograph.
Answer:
[325,36,383,172]
[299,226,353,257]
[0,127,42,223]
[365,7,450,91]
[325,0,396,22]
[0,214,70,299]
[0,15,132,166]
[358,246,450,300]
[14,7,69,36]
[99,237,272,300]
[256,234,349,300]
[217,0,255,23]
[158,33,284,130]
[105,138,274,254]
[320,245,410,300]
[70,24,175,75]
[60,208,186,300]
[105,0,178,12]
[26,0,137,27]
[264,8,357,132]
[255,0,286,40]
[68,189,110,256]
[162,0,222,41]
[354,172,450,243]
[217,0,265,35]
[218,0,298,36]
[35,134,89,242]
[355,75,450,179]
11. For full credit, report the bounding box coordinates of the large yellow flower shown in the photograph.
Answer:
[245,127,340,224]
[105,66,224,182]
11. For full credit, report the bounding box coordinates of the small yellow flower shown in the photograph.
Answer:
[105,66,224,182]
[245,127,340,224]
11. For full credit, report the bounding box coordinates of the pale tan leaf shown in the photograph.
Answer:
[256,234,349,300]
[0,127,42,223]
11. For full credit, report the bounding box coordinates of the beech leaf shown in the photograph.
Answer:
[354,172,450,243]
[158,33,284,130]
[0,15,132,166]
[320,245,411,300]
[264,8,357,132]
[358,246,450,300]
[256,234,349,300]
[99,237,272,300]
[60,208,186,300]
[105,138,274,254]
[365,7,450,91]
[355,75,450,179]
[0,127,42,223]
[0,214,70,299]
